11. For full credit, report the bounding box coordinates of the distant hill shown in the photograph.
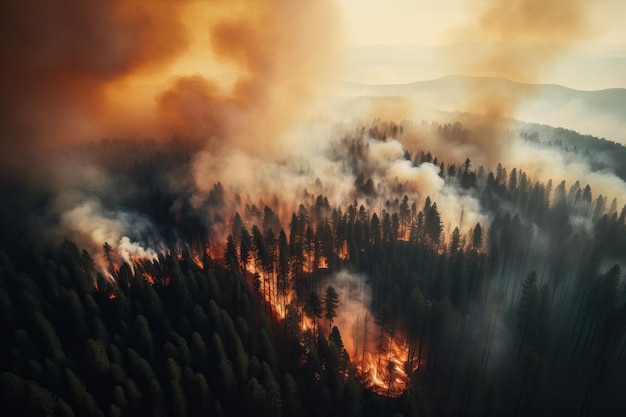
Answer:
[337,74,626,144]
[516,120,626,183]
[344,43,626,90]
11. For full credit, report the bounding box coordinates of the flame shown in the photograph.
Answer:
[142,272,155,285]
[300,315,314,332]
[91,226,418,400]
[398,229,411,242]
[189,248,205,270]
[337,241,348,260]
[240,248,417,398]
[356,337,417,398]
[206,243,224,262]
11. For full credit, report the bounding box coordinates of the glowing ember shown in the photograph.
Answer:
[337,242,348,260]
[206,243,224,261]
[242,254,417,398]
[300,315,314,332]
[356,337,417,398]
[142,272,155,285]
[191,251,204,270]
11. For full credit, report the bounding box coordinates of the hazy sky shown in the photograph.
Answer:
[336,0,626,90]
[337,0,626,46]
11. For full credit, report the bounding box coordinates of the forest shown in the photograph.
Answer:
[1,119,626,417]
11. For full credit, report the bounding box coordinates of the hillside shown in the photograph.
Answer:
[338,74,626,144]
[2,123,626,417]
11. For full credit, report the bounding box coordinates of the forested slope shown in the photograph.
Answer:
[2,120,626,417]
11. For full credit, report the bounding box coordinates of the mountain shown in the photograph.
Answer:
[337,74,626,144]
[344,43,626,90]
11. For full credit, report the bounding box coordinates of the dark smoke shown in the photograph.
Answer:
[0,0,190,174]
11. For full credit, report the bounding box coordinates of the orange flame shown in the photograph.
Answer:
[337,241,348,261]
[207,242,225,262]
[356,337,417,398]
[142,272,155,285]
[96,233,419,399]
[190,249,205,270]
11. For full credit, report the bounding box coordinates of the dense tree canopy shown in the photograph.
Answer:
[2,120,626,416]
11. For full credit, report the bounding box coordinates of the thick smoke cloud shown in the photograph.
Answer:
[1,0,345,267]
[158,0,343,155]
[452,0,593,82]
[59,200,160,276]
[440,0,603,165]
[0,0,190,173]
[3,0,625,272]
[0,0,342,172]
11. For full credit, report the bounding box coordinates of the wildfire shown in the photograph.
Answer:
[300,315,314,332]
[356,337,417,398]
[337,242,349,260]
[95,230,419,400]
[190,250,204,270]
[142,272,155,285]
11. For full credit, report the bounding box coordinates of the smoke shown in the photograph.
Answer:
[450,0,593,81]
[0,0,191,173]
[326,270,371,344]
[158,0,343,156]
[4,0,624,275]
[58,199,161,276]
[439,0,603,165]
[0,0,343,172]
[0,0,346,269]
[179,0,347,233]
[189,119,488,250]
[507,139,626,210]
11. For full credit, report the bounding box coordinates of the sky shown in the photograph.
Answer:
[335,0,626,90]
[1,0,624,165]
[336,0,626,46]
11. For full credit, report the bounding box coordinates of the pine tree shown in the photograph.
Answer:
[323,286,340,331]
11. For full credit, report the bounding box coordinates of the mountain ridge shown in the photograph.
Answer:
[336,74,626,145]
[339,73,626,94]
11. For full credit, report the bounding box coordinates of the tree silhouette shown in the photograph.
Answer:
[323,286,339,332]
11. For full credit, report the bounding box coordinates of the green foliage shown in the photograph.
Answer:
[0,371,57,416]
[323,286,340,328]
[85,339,110,374]
[64,368,104,417]
[4,139,626,417]
[31,311,65,362]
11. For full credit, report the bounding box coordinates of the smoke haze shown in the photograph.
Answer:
[437,0,605,164]
[0,0,344,267]
[0,1,189,165]
[1,3,626,412]
[2,0,625,275]
[0,0,342,171]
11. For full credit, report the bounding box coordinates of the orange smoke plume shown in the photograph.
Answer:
[157,0,343,157]
[0,0,189,171]
[443,0,602,165]
[1,0,343,178]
